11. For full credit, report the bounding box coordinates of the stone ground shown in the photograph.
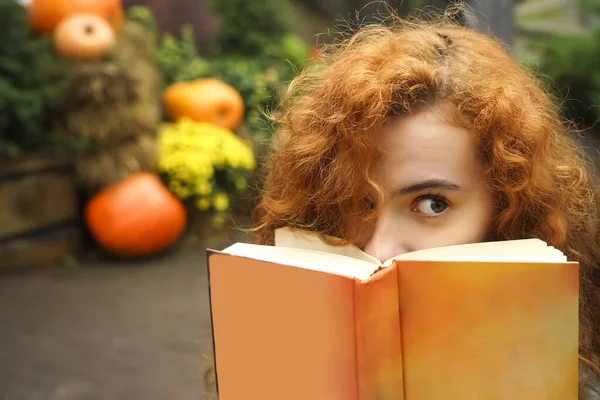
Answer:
[0,227,250,400]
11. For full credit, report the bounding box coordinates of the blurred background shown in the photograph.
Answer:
[0,0,599,399]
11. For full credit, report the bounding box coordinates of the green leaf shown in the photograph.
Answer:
[0,0,69,156]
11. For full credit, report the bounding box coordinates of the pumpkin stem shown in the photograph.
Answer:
[84,24,95,35]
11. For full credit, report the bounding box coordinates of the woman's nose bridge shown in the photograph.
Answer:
[365,215,410,260]
[377,214,408,245]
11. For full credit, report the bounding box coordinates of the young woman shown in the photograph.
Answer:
[205,14,600,399]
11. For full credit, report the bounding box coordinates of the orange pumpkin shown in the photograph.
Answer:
[28,0,123,35]
[53,14,116,61]
[163,78,245,131]
[85,172,187,258]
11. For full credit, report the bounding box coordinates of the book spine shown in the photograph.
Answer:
[354,265,405,400]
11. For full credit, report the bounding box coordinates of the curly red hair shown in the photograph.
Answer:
[251,18,600,368]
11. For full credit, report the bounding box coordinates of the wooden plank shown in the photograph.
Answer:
[0,155,73,179]
[0,225,81,270]
[0,171,79,239]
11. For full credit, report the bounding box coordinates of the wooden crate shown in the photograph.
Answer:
[0,156,82,270]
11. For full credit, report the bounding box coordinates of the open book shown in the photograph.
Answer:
[207,227,579,400]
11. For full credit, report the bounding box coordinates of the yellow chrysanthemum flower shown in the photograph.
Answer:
[157,118,257,211]
[212,192,230,212]
[196,198,211,211]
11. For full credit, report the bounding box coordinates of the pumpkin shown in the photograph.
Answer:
[85,172,187,258]
[53,14,116,61]
[28,0,123,35]
[163,78,245,131]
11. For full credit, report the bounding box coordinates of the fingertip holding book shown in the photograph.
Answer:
[207,227,579,400]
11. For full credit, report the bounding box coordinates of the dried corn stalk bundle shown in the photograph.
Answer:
[52,101,159,147]
[58,63,139,108]
[51,19,163,194]
[75,134,158,193]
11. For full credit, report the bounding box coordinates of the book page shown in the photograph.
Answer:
[273,227,567,264]
[221,228,568,279]
[221,243,379,280]
[274,227,381,264]
[386,239,567,265]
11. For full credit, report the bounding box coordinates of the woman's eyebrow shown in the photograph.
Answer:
[391,179,465,196]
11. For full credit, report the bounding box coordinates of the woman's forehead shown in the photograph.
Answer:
[378,108,484,187]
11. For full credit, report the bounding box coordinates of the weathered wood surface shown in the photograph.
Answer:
[0,156,82,269]
[0,226,81,270]
[0,172,79,239]
[0,156,72,177]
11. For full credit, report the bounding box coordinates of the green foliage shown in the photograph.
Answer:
[126,7,210,87]
[130,3,309,142]
[528,16,600,126]
[157,53,292,140]
[205,57,292,138]
[580,0,600,14]
[204,0,309,139]
[0,0,69,158]
[126,5,157,35]
[210,0,295,57]
[278,34,311,67]
[173,56,213,83]
[155,25,207,86]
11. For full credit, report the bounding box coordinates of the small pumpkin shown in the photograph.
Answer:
[28,0,123,35]
[53,13,116,61]
[163,78,245,131]
[85,172,187,258]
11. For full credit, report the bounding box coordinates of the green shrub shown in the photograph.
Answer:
[155,25,208,87]
[581,0,600,14]
[126,5,157,35]
[522,2,600,127]
[529,26,600,127]
[0,0,69,158]
[129,3,309,142]
[209,0,295,58]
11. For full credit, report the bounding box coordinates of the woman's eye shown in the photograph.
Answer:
[412,197,449,216]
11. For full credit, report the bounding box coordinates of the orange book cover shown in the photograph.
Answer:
[207,228,579,400]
